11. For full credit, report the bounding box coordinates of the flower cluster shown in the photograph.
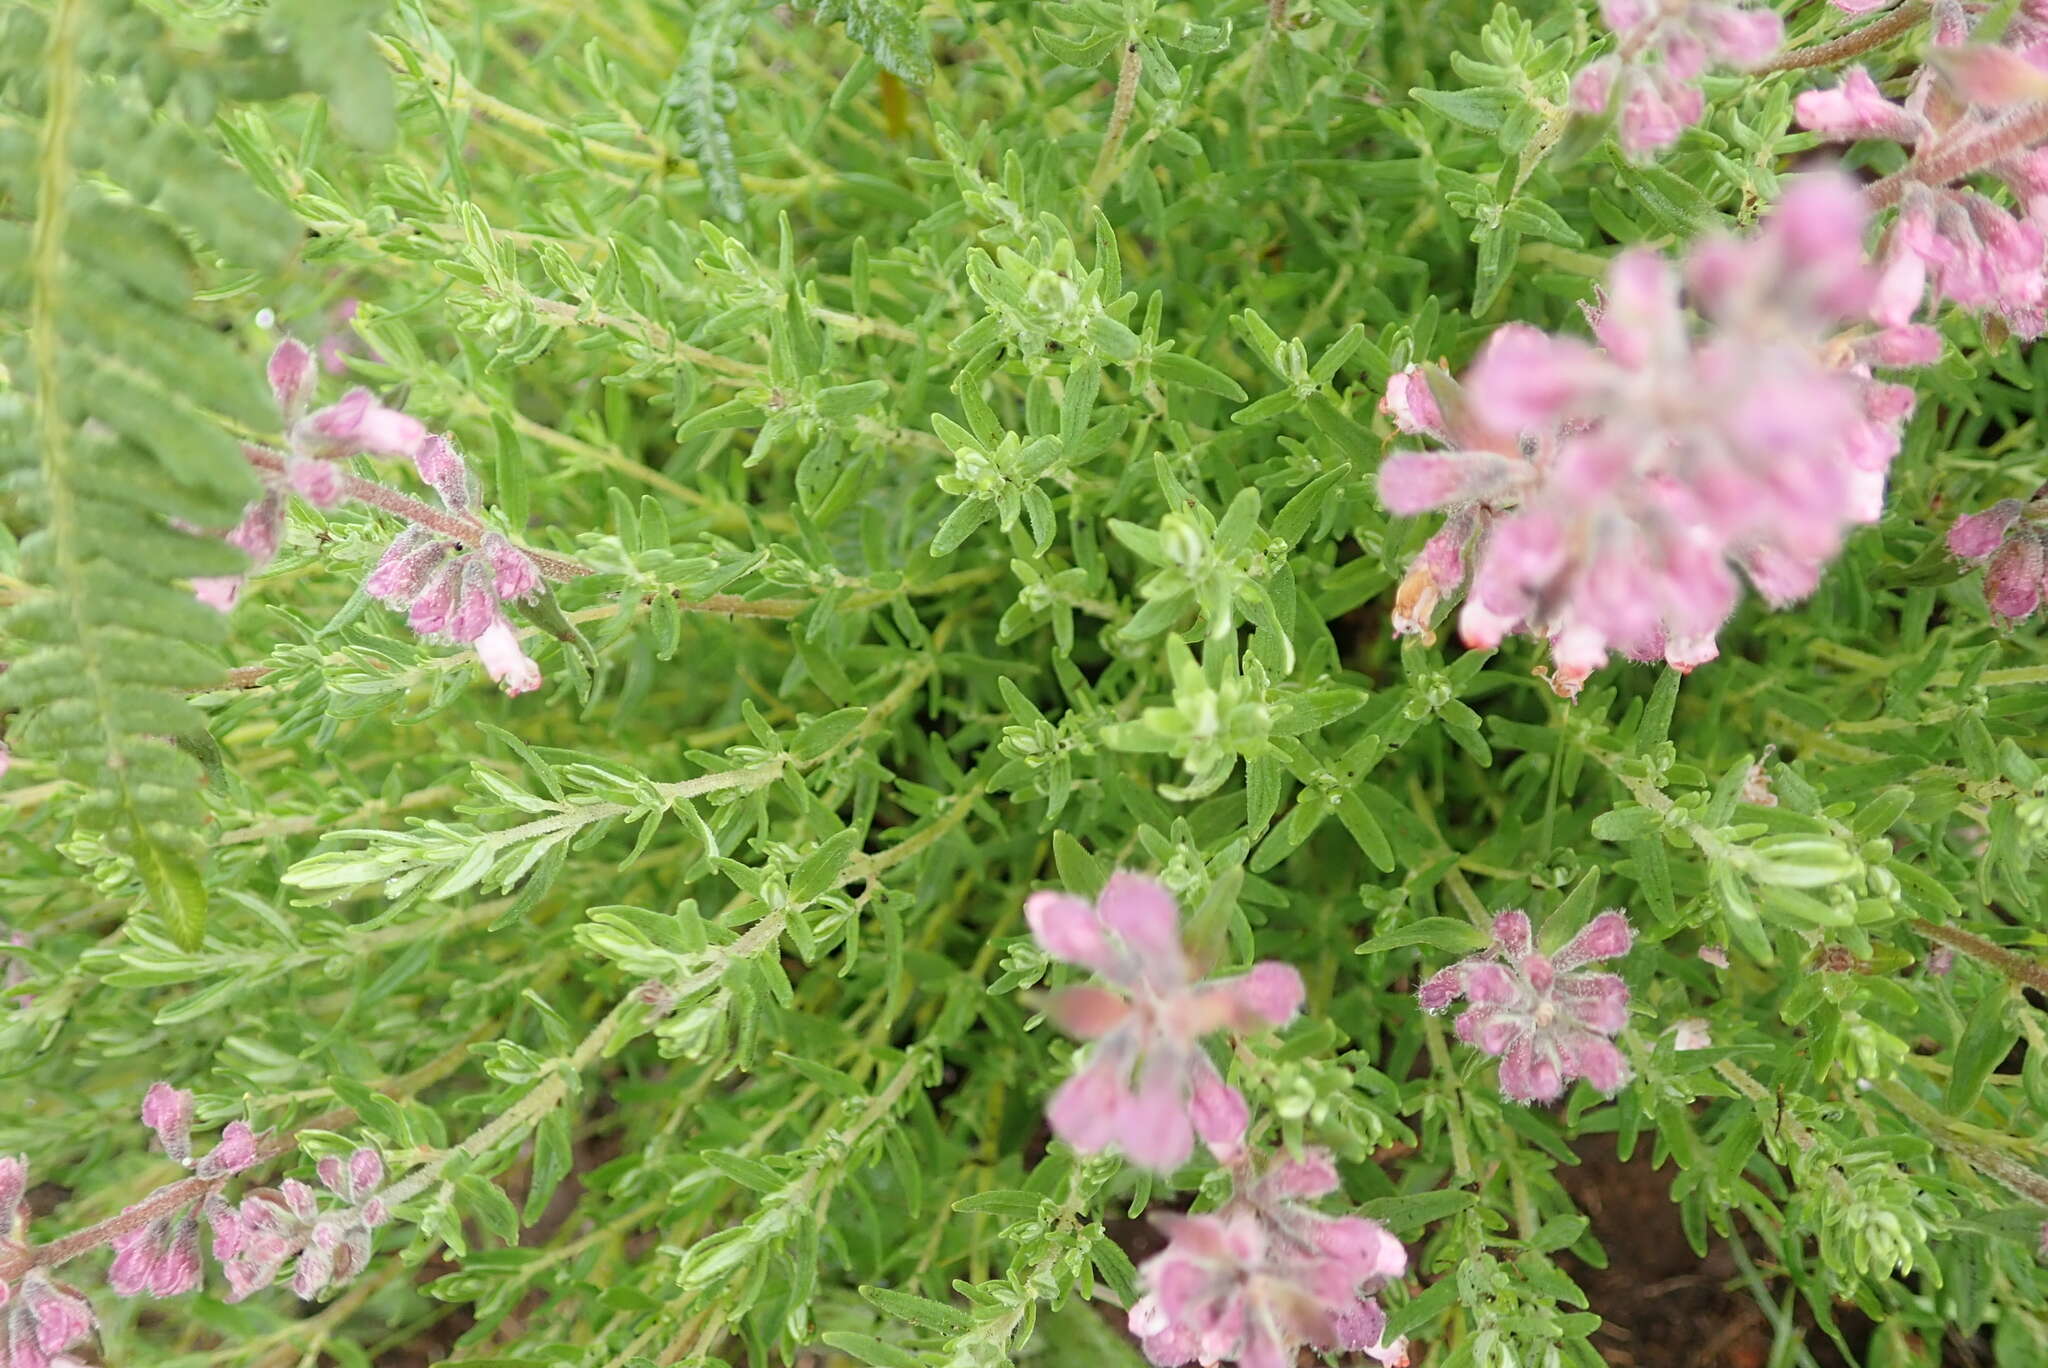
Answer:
[195,339,547,696]
[1028,872,1305,1173]
[1796,9,2048,336]
[1419,909,1635,1103]
[1377,176,1928,696]
[1129,1149,1409,1368]
[1571,0,1783,156]
[0,1084,392,1367]
[101,1085,263,1301]
[359,440,546,696]
[211,1149,389,1301]
[1949,484,2048,620]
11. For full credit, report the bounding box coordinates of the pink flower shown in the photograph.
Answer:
[1029,873,1303,1173]
[1419,909,1635,1104]
[209,1151,390,1304]
[6,1273,96,1367]
[474,620,542,697]
[1129,1153,1408,1368]
[1378,366,1448,439]
[267,338,314,420]
[1573,0,1783,156]
[1986,533,2047,618]
[1949,498,2024,559]
[1797,16,2048,338]
[1378,177,1927,693]
[1698,945,1730,969]
[107,1214,202,1298]
[0,1154,26,1219]
[413,434,475,512]
[197,1121,262,1180]
[364,528,455,605]
[141,1083,194,1166]
[1948,490,2048,621]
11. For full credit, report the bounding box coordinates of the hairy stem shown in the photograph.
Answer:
[241,445,589,582]
[1910,918,2048,992]
[1867,101,2048,208]
[1757,2,1928,74]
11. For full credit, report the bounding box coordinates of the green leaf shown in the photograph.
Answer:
[860,1286,971,1333]
[820,1332,923,1368]
[792,708,868,762]
[1360,1188,1476,1231]
[1355,917,1490,956]
[1946,994,2018,1114]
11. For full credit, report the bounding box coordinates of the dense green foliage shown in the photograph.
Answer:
[3,1,2047,1365]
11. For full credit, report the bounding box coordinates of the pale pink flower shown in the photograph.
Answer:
[1029,872,1304,1173]
[210,1150,389,1303]
[1671,1018,1713,1051]
[297,388,430,464]
[1572,0,1783,156]
[474,620,542,697]
[1129,1153,1408,1368]
[1379,177,1922,694]
[1419,909,1635,1104]
[1698,945,1730,969]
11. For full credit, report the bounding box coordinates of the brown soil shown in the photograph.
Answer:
[1555,1136,1857,1368]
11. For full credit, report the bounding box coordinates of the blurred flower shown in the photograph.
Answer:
[1129,1149,1408,1368]
[1420,909,1635,1103]
[1029,872,1304,1172]
[1797,3,2048,337]
[1572,0,1784,157]
[1377,177,1926,695]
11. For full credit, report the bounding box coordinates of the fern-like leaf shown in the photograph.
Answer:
[807,0,933,85]
[668,0,750,223]
[0,0,387,947]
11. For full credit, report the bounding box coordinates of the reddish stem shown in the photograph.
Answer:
[1911,918,2048,992]
[242,447,590,583]
[1756,2,1928,74]
[1867,102,2048,208]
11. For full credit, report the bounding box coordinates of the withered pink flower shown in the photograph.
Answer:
[1948,487,2048,621]
[1029,872,1304,1173]
[1129,1150,1409,1368]
[1419,909,1635,1104]
[1572,0,1783,157]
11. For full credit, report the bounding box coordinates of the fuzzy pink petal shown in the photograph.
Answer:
[1024,891,1115,973]
[1553,910,1634,971]
[1046,1056,1126,1155]
[1096,872,1186,965]
[1116,1062,1197,1173]
[1044,985,1132,1039]
[1188,1060,1250,1161]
